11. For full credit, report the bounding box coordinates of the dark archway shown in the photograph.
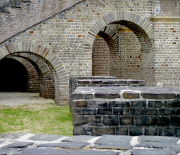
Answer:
[0,58,28,92]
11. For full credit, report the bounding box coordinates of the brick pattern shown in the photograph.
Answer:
[72,86,180,136]
[92,36,110,76]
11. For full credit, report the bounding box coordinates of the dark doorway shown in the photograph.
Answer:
[0,58,28,92]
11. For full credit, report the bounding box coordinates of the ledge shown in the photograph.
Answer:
[151,16,180,22]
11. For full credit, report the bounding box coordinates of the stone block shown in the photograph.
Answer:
[82,108,96,115]
[165,100,180,108]
[175,128,180,137]
[73,101,87,107]
[113,108,123,115]
[73,116,89,126]
[90,116,101,124]
[141,93,175,99]
[140,108,157,115]
[115,101,130,107]
[73,126,84,135]
[84,94,93,99]
[120,117,134,125]
[73,108,81,116]
[78,80,90,84]
[159,109,175,115]
[72,94,83,100]
[94,127,115,136]
[103,116,118,125]
[123,91,139,99]
[125,108,140,115]
[159,128,175,136]
[145,127,157,135]
[107,101,115,108]
[131,101,146,108]
[135,116,153,126]
[148,101,163,108]
[88,101,107,108]
[153,117,170,126]
[98,108,112,115]
[116,127,128,135]
[170,117,180,126]
[129,127,143,136]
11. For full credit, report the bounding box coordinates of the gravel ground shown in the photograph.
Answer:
[0,92,55,106]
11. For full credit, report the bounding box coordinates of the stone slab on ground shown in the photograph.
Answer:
[37,142,90,149]
[16,148,119,155]
[3,142,34,148]
[0,133,25,140]
[136,136,180,149]
[132,149,180,155]
[29,134,65,141]
[0,140,5,145]
[93,135,132,150]
[62,136,95,142]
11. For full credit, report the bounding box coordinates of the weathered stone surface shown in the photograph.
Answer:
[125,108,140,115]
[135,116,153,126]
[144,128,157,135]
[94,127,115,136]
[120,117,134,125]
[159,109,175,115]
[82,108,96,115]
[132,149,178,155]
[17,148,118,155]
[123,91,139,99]
[94,135,132,150]
[115,101,130,107]
[3,142,33,148]
[73,108,81,116]
[148,101,163,108]
[116,127,128,135]
[37,142,89,149]
[131,101,146,108]
[140,108,157,115]
[73,116,89,126]
[73,126,84,135]
[73,101,88,107]
[113,108,123,115]
[165,100,180,108]
[29,135,64,141]
[97,108,112,115]
[130,127,143,136]
[170,117,180,126]
[90,116,101,124]
[159,128,175,136]
[141,93,175,99]
[136,136,179,148]
[62,136,95,142]
[0,133,25,139]
[103,116,118,125]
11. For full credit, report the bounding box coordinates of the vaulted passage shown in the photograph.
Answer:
[0,58,28,92]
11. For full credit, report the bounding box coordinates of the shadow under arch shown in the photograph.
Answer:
[0,42,69,105]
[84,11,153,85]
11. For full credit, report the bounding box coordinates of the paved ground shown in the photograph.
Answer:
[0,133,179,155]
[0,93,55,106]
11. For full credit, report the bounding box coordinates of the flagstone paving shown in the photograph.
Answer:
[0,133,179,155]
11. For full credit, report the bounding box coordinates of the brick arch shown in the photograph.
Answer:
[0,41,69,105]
[84,11,153,85]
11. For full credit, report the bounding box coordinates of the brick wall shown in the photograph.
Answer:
[92,35,110,76]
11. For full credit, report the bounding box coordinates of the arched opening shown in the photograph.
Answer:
[86,11,153,84]
[0,58,28,92]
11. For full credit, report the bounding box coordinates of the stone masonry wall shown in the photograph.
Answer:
[72,86,180,136]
